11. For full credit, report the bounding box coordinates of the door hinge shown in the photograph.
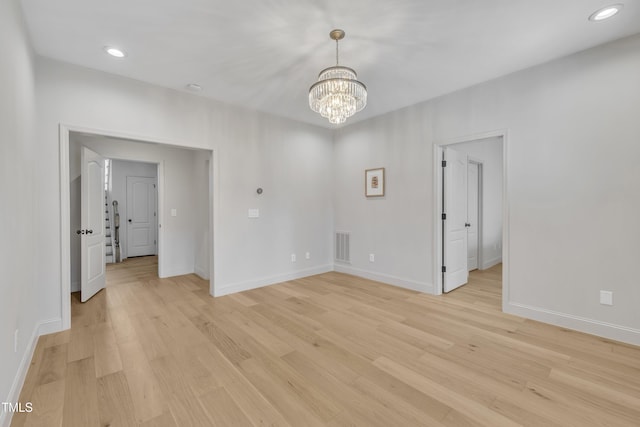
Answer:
[154,240,156,245]
[442,266,446,273]
[153,184,156,188]
[442,160,447,167]
[441,213,446,220]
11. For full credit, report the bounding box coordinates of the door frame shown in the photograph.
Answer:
[467,158,483,271]
[432,130,509,310]
[59,124,216,330]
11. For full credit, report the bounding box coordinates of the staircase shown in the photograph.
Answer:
[104,159,121,264]
[105,195,114,263]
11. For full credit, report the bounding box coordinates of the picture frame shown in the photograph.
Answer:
[365,167,385,197]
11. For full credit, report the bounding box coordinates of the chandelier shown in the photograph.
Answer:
[309,29,367,124]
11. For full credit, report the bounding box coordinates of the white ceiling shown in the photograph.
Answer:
[20,0,640,128]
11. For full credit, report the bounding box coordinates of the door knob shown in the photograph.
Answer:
[128,219,132,223]
[465,223,471,227]
[87,229,93,234]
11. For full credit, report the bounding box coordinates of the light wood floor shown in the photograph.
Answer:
[11,257,640,426]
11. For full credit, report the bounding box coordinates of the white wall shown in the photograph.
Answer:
[450,137,503,269]
[333,34,640,345]
[35,56,334,328]
[333,107,434,292]
[0,0,40,425]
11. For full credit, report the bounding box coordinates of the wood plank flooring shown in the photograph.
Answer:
[11,258,640,426]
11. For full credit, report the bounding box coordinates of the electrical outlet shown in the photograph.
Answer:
[305,252,310,260]
[291,254,296,262]
[600,290,613,306]
[14,329,18,353]
[369,253,375,263]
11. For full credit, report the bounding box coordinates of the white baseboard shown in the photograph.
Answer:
[481,256,502,270]
[505,302,640,346]
[214,264,333,297]
[333,264,433,294]
[158,267,193,279]
[38,318,63,336]
[194,265,209,280]
[1,318,61,427]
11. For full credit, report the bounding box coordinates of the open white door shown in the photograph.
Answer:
[81,147,106,302]
[126,176,157,257]
[443,147,469,292]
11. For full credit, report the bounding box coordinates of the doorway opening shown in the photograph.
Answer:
[60,125,215,330]
[433,131,508,309]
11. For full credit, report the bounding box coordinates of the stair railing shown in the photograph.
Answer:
[112,200,121,263]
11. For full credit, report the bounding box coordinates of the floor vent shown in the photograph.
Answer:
[335,232,351,263]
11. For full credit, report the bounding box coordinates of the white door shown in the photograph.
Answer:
[81,147,106,302]
[467,162,479,271]
[126,176,157,257]
[443,147,469,292]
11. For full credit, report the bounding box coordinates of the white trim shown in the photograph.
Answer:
[59,124,216,331]
[0,318,60,427]
[59,126,71,330]
[433,144,443,295]
[156,162,166,277]
[334,264,433,294]
[215,265,334,297]
[37,318,62,336]
[209,151,216,295]
[481,256,502,270]
[506,302,640,347]
[467,158,483,272]
[194,266,209,280]
[433,130,509,301]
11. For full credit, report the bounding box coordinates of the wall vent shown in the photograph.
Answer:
[335,232,351,263]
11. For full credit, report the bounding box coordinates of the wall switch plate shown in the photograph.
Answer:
[600,290,613,306]
[369,253,375,263]
[291,254,296,262]
[248,208,259,218]
[171,208,177,217]
[305,252,310,260]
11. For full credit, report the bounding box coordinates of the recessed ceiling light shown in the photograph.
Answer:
[186,83,203,92]
[104,46,126,58]
[589,4,623,21]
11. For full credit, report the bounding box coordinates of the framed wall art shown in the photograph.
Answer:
[365,167,385,197]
